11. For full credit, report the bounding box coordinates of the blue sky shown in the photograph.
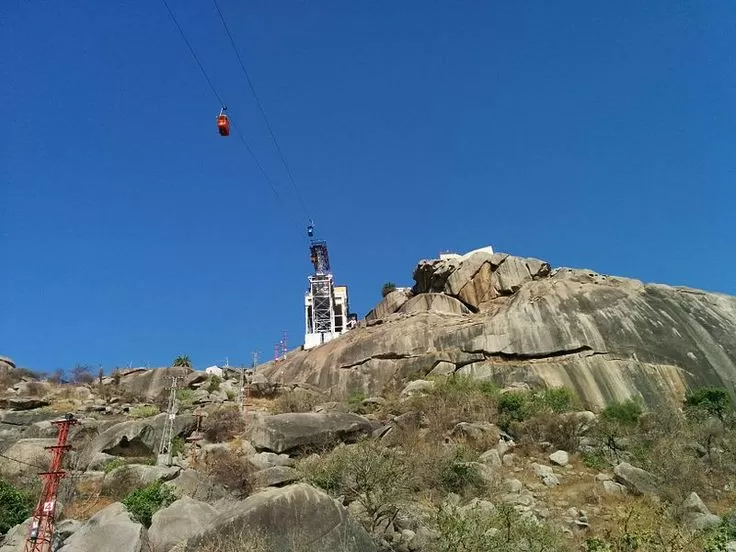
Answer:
[1,1,733,374]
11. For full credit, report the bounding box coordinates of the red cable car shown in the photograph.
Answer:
[217,107,230,137]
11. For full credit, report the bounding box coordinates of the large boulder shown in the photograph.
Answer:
[248,411,373,454]
[57,502,150,552]
[102,464,180,498]
[0,439,55,478]
[149,497,218,552]
[0,398,50,411]
[164,469,229,502]
[79,413,195,467]
[614,462,659,496]
[116,367,191,402]
[170,483,378,552]
[366,289,412,322]
[252,466,301,488]
[258,252,736,410]
[682,492,721,531]
[397,293,471,316]
[0,518,30,552]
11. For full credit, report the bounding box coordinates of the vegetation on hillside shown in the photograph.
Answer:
[0,479,33,534]
[7,360,736,552]
[122,480,177,528]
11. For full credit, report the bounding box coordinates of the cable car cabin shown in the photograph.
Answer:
[217,114,230,136]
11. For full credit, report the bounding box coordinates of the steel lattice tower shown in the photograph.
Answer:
[304,225,351,350]
[158,376,181,466]
[24,414,78,552]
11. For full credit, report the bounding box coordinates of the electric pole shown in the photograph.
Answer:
[24,414,78,552]
[158,376,182,467]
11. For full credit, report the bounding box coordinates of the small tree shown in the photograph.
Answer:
[300,438,412,533]
[172,355,192,368]
[685,387,732,421]
[71,364,94,385]
[381,282,397,297]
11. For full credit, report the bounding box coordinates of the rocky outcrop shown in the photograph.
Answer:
[252,466,301,488]
[0,439,55,478]
[79,414,195,467]
[114,366,191,402]
[397,293,471,316]
[57,502,151,552]
[102,464,180,498]
[366,289,412,322]
[247,412,374,454]
[258,251,736,409]
[0,518,31,552]
[0,356,16,372]
[149,497,218,552]
[164,469,229,502]
[0,398,50,411]
[169,483,378,552]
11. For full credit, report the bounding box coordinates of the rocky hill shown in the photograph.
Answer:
[2,250,736,552]
[260,250,736,409]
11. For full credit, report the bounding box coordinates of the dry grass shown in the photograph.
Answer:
[63,496,116,521]
[272,390,322,414]
[204,405,245,442]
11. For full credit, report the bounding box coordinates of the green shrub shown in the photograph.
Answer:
[685,387,732,420]
[129,405,159,418]
[176,388,195,407]
[434,502,564,552]
[122,480,177,528]
[381,282,397,297]
[539,387,579,413]
[601,399,643,426]
[347,390,366,409]
[207,376,221,393]
[498,391,531,427]
[581,451,608,470]
[103,457,128,474]
[171,436,185,456]
[0,478,33,534]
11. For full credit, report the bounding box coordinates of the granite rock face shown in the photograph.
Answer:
[258,252,736,409]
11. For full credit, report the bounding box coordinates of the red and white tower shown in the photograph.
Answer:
[24,413,78,552]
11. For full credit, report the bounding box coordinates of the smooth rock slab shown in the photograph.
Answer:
[252,466,302,488]
[170,483,378,552]
[247,411,373,454]
[102,464,180,498]
[164,469,228,503]
[149,497,218,552]
[57,502,150,552]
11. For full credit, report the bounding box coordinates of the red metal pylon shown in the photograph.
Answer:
[24,414,78,552]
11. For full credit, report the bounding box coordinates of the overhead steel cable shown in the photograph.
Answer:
[210,0,312,219]
[159,0,283,203]
[160,0,225,108]
[0,452,46,470]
